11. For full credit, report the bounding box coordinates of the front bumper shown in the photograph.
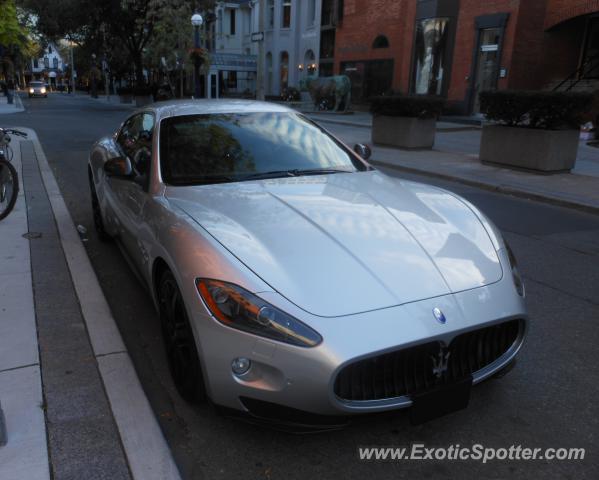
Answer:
[188,254,527,418]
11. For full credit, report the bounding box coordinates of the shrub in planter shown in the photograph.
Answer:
[370,95,445,149]
[117,86,133,103]
[281,86,301,102]
[133,85,154,106]
[479,90,594,172]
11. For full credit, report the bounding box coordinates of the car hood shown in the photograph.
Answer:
[166,171,502,317]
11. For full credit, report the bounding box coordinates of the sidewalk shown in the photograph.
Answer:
[0,94,24,114]
[309,112,599,214]
[0,129,180,479]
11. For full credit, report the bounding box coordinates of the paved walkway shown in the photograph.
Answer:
[0,129,180,479]
[309,112,599,214]
[0,94,24,114]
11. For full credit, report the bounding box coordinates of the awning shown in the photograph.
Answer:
[210,53,257,71]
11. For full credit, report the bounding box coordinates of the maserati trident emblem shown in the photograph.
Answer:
[433,307,446,324]
[431,346,451,379]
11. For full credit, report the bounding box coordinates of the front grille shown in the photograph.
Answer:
[334,319,522,402]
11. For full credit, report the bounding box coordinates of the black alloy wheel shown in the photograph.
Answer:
[159,270,206,403]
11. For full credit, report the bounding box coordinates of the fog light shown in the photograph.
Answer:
[231,357,251,376]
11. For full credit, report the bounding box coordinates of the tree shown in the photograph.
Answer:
[19,0,98,45]
[20,0,215,88]
[1,0,38,85]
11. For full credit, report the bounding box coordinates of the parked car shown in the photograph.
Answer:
[28,81,47,98]
[88,100,527,429]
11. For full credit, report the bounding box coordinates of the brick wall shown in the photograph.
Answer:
[545,0,599,29]
[447,0,521,111]
[333,0,598,112]
[509,0,549,90]
[334,0,416,92]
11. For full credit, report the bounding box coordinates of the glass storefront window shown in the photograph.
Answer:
[412,17,449,95]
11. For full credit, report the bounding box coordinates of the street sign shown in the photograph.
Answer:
[251,32,264,42]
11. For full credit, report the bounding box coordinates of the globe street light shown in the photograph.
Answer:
[191,13,203,98]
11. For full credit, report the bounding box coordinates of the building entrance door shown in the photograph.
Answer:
[472,28,501,113]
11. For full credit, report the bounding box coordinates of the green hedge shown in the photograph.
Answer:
[116,86,132,95]
[370,95,445,119]
[133,85,153,96]
[479,90,594,130]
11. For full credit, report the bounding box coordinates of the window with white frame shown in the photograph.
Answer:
[282,0,291,29]
[268,0,274,28]
[308,0,316,26]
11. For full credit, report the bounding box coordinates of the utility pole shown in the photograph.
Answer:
[256,0,265,101]
[102,25,110,101]
[70,42,75,93]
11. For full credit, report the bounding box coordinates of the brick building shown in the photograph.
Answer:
[326,0,599,114]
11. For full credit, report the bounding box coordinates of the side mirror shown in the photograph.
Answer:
[353,143,372,160]
[104,156,132,177]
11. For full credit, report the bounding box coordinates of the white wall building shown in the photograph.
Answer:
[207,0,321,98]
[262,0,322,96]
[30,42,65,86]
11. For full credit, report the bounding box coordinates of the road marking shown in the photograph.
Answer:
[16,127,181,480]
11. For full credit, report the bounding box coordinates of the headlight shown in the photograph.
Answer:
[41,88,46,93]
[505,243,524,297]
[196,279,322,347]
[29,88,34,93]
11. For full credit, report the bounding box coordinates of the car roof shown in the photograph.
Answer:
[140,99,294,119]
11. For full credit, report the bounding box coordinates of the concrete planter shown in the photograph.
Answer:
[118,94,132,104]
[480,124,580,173]
[134,95,153,107]
[372,115,436,149]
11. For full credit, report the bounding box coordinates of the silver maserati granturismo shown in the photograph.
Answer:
[88,100,527,427]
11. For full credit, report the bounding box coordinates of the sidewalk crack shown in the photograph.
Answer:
[0,362,40,374]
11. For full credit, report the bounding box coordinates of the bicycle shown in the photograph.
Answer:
[0,127,27,221]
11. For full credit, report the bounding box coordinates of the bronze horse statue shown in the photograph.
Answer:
[299,74,351,112]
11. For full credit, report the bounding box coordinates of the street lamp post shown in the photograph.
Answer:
[256,0,266,101]
[191,13,204,99]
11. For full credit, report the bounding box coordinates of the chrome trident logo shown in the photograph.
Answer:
[433,307,446,324]
[431,346,451,379]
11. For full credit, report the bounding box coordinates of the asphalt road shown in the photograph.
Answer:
[5,93,599,480]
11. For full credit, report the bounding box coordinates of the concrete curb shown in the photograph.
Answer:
[15,127,181,480]
[371,159,599,216]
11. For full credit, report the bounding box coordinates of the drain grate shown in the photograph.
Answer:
[22,232,42,239]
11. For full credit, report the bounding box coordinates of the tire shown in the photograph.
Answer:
[159,269,206,403]
[0,159,19,221]
[88,173,112,242]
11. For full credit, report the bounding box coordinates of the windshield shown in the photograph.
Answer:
[30,82,43,87]
[159,112,368,185]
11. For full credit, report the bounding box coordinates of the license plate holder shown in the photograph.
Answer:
[410,376,472,425]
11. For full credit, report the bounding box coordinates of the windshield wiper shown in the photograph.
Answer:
[175,168,352,185]
[291,168,352,176]
[174,175,238,186]
[238,170,299,181]
[240,168,351,181]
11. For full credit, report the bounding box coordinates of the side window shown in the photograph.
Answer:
[116,115,141,161]
[116,113,155,179]
[133,113,154,176]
